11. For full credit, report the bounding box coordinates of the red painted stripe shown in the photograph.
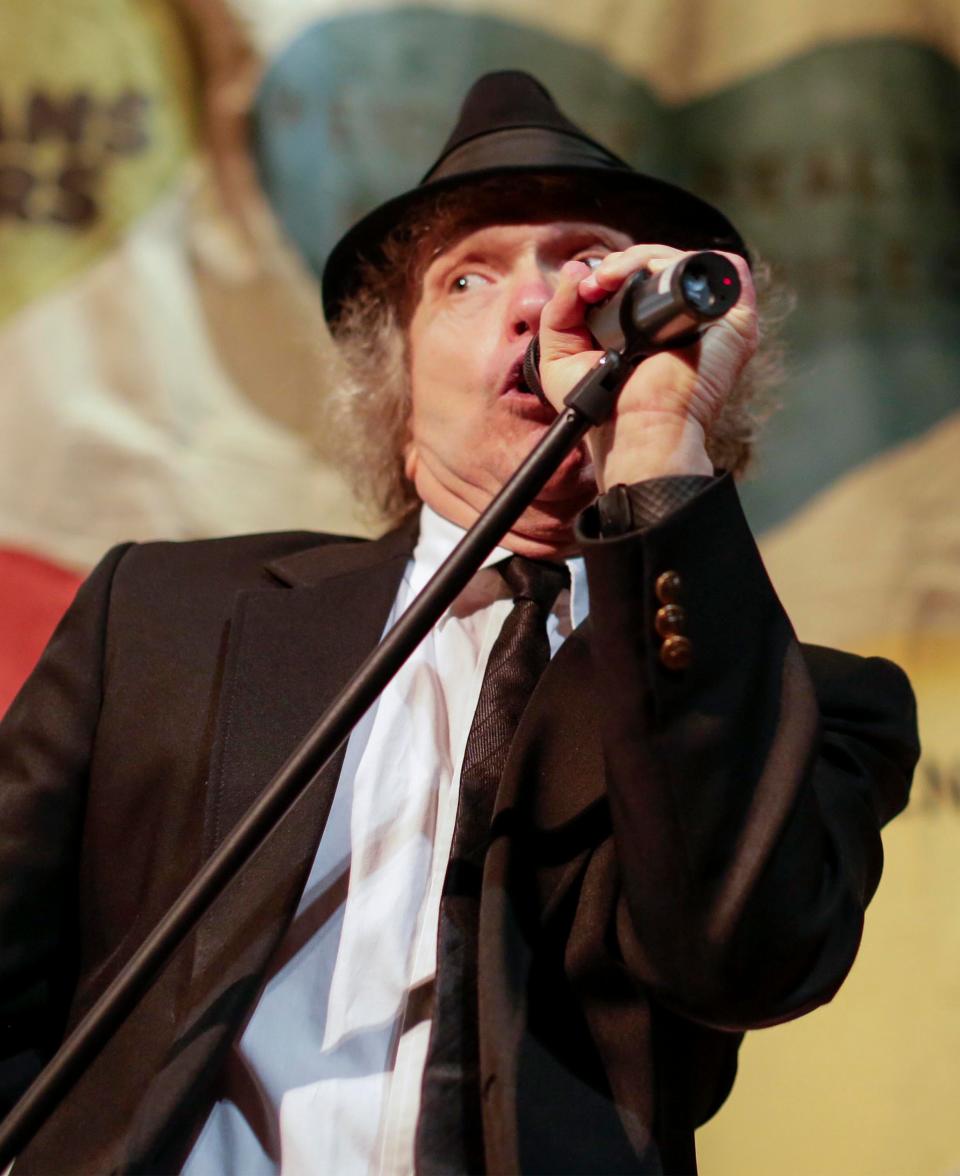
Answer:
[0,548,85,717]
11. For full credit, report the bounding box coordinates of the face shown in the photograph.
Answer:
[405,220,634,556]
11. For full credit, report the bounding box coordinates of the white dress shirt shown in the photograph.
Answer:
[183,505,589,1175]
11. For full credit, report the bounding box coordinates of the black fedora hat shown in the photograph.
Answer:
[321,70,747,322]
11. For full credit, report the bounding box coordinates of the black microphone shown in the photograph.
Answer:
[522,250,741,399]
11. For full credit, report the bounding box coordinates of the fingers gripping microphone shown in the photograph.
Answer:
[522,250,741,400]
[587,249,741,354]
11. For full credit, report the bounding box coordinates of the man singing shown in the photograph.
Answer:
[0,72,918,1175]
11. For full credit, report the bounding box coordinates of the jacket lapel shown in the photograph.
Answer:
[191,514,418,986]
[128,518,419,1169]
[199,515,419,868]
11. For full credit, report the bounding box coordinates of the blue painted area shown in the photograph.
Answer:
[676,39,960,528]
[252,13,960,529]
[252,7,662,283]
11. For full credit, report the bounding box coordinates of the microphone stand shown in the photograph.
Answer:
[0,348,629,1168]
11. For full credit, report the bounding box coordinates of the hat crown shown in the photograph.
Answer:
[321,70,747,321]
[425,70,624,180]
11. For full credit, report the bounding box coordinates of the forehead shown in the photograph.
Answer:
[426,220,634,269]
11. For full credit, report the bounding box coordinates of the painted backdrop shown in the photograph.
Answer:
[1,2,958,1172]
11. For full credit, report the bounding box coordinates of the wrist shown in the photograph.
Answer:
[591,413,712,490]
[598,435,712,489]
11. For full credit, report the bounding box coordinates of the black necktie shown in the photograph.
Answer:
[416,555,570,1175]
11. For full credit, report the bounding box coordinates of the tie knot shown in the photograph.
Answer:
[498,555,570,611]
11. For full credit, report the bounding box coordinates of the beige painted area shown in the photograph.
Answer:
[187,169,345,446]
[235,0,960,100]
[760,411,960,655]
[698,420,960,1176]
[0,166,369,572]
[496,0,960,102]
[697,807,960,1176]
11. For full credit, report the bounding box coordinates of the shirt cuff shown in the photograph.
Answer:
[585,475,717,538]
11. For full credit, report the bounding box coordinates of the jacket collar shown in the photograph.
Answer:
[265,511,420,588]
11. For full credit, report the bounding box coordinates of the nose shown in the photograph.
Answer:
[506,266,553,340]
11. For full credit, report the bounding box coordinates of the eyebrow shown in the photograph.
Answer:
[423,245,500,293]
[428,224,621,279]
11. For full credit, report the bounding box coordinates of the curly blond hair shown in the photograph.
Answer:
[328,176,787,528]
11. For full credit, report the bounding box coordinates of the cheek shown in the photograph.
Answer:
[405,340,469,474]
[410,323,491,429]
[412,353,456,419]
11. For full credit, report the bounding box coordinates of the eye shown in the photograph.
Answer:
[576,253,606,270]
[449,272,490,293]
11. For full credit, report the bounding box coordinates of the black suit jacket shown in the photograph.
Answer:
[0,476,919,1174]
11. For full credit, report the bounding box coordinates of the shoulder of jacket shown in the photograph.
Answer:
[101,529,368,596]
[124,528,363,560]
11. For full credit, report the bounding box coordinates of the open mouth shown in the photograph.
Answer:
[501,357,553,416]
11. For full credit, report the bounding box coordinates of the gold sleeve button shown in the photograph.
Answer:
[655,570,682,604]
[654,604,686,637]
[659,634,692,671]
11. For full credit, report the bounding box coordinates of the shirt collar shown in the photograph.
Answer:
[410,504,588,628]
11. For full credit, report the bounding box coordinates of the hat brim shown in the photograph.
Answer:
[321,163,748,323]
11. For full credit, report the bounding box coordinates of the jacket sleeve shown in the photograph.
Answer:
[579,474,919,1031]
[0,544,132,1116]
